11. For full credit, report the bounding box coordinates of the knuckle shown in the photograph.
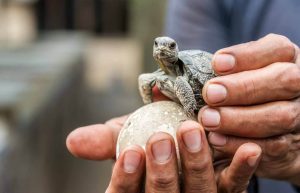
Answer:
[276,35,295,61]
[265,33,288,42]
[275,102,299,132]
[149,173,177,191]
[266,33,291,43]
[283,41,297,62]
[228,172,250,189]
[276,64,300,94]
[266,34,295,61]
[188,184,212,193]
[265,135,290,157]
[227,183,248,193]
[218,171,248,193]
[241,77,256,104]
[284,103,300,131]
[185,157,212,176]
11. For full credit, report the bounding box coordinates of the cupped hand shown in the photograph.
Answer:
[198,33,300,185]
[105,121,262,193]
[66,89,169,161]
[66,118,262,192]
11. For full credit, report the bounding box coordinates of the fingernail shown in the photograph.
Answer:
[208,132,227,146]
[201,108,220,127]
[182,129,202,152]
[123,149,141,173]
[206,84,227,104]
[247,154,260,167]
[213,54,235,72]
[152,139,172,163]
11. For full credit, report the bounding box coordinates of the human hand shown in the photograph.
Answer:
[66,115,129,160]
[66,88,169,161]
[66,117,262,192]
[198,34,300,185]
[104,121,262,193]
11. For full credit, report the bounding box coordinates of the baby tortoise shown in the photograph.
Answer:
[138,37,216,117]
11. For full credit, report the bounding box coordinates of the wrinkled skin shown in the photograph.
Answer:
[67,116,261,193]
[199,33,300,185]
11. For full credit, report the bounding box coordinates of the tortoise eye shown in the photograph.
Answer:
[154,41,158,47]
[170,42,176,49]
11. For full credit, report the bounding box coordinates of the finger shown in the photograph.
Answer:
[66,115,128,160]
[199,100,300,138]
[106,145,145,193]
[212,34,298,75]
[145,132,180,193]
[177,120,217,193]
[202,62,300,106]
[208,132,291,159]
[217,143,262,193]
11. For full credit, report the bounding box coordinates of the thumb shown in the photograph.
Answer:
[216,143,262,193]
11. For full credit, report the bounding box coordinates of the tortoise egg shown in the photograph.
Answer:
[116,101,194,160]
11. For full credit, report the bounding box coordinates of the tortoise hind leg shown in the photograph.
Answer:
[174,76,197,117]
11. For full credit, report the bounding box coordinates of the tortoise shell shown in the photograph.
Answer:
[177,50,216,108]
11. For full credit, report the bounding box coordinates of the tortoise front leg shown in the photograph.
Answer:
[138,73,156,104]
[156,75,179,103]
[174,76,197,117]
[138,69,164,104]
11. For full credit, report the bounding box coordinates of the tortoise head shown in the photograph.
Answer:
[153,37,179,65]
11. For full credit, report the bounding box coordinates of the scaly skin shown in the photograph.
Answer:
[138,37,215,117]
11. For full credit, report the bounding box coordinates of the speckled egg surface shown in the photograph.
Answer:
[116,101,194,158]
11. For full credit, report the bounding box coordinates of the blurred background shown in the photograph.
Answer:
[0,0,167,192]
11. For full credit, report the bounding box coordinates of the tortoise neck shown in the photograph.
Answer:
[157,59,177,75]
